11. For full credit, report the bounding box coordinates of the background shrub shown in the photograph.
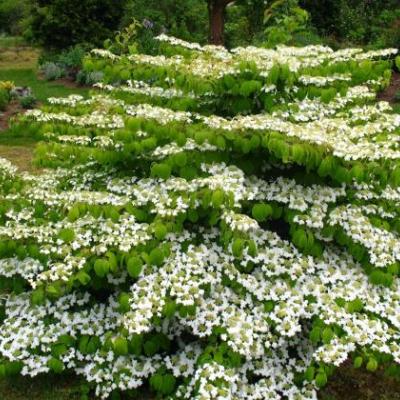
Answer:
[0,0,28,35]
[122,0,208,45]
[29,0,128,50]
[300,0,400,48]
[76,70,104,86]
[40,62,65,81]
[19,95,37,109]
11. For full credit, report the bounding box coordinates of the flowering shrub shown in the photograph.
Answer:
[1,36,400,399]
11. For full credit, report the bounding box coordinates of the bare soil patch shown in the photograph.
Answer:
[321,360,400,400]
[0,101,26,131]
[378,71,400,104]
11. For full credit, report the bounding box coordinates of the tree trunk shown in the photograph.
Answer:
[208,0,233,46]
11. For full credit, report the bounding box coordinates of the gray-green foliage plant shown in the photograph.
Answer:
[41,62,65,81]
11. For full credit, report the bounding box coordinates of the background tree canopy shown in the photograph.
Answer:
[27,0,127,49]
[0,0,398,50]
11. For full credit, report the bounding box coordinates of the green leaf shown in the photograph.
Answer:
[129,335,143,356]
[46,283,61,298]
[161,374,176,395]
[309,327,320,344]
[5,361,22,376]
[252,203,273,222]
[31,287,45,305]
[151,163,172,180]
[119,292,130,312]
[154,223,168,240]
[354,356,363,369]
[322,327,334,344]
[94,259,110,278]
[113,337,129,356]
[346,298,364,313]
[58,228,75,243]
[390,166,400,187]
[291,144,306,164]
[292,229,308,249]
[304,366,315,382]
[79,336,90,354]
[127,256,143,278]
[232,238,245,258]
[350,164,365,183]
[211,189,224,208]
[149,248,165,266]
[48,358,64,374]
[76,271,91,286]
[317,156,335,178]
[144,339,158,356]
[86,337,100,354]
[369,269,386,285]
[149,373,163,393]
[247,240,258,257]
[67,206,80,222]
[366,358,378,372]
[239,80,262,97]
[51,343,68,358]
[315,371,328,388]
[162,300,177,318]
[173,152,187,167]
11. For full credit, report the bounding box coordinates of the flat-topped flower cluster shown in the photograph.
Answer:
[1,36,400,399]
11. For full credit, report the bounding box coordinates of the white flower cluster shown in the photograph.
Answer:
[95,80,196,100]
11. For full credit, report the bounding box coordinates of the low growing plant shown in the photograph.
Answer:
[19,94,37,109]
[0,88,10,111]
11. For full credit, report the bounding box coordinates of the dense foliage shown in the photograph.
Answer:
[301,0,400,48]
[2,0,399,50]
[0,0,28,35]
[1,34,400,399]
[27,0,127,49]
[122,0,209,46]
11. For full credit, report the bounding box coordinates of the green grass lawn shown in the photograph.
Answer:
[0,36,26,48]
[0,37,89,102]
[0,69,89,102]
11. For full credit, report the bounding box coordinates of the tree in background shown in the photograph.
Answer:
[122,0,266,48]
[122,0,209,45]
[300,0,400,48]
[0,0,28,35]
[28,0,127,49]
[207,0,234,45]
[210,0,266,47]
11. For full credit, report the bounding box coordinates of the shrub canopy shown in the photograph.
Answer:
[0,36,400,399]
